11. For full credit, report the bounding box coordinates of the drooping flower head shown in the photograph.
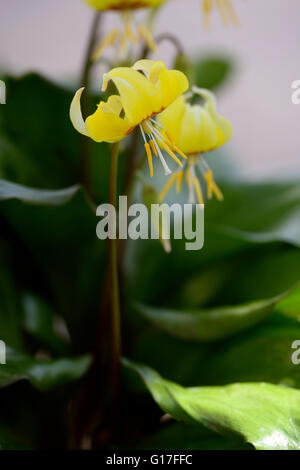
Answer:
[85,0,166,10]
[84,0,168,59]
[201,0,239,30]
[156,86,232,203]
[70,59,189,176]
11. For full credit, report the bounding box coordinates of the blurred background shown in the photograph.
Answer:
[1,0,299,180]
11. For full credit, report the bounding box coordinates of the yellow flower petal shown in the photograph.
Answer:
[158,88,232,155]
[157,96,186,141]
[193,86,232,146]
[134,60,189,110]
[85,99,133,143]
[159,67,189,110]
[85,0,167,10]
[133,59,164,83]
[102,67,162,126]
[69,88,88,137]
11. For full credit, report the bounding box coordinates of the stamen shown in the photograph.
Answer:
[152,137,172,176]
[138,25,158,54]
[92,29,119,61]
[166,139,188,161]
[216,0,230,27]
[202,0,213,31]
[185,166,195,204]
[150,118,165,130]
[158,173,178,202]
[224,0,239,26]
[150,119,187,160]
[122,11,138,44]
[188,162,196,203]
[139,124,147,144]
[119,30,128,54]
[148,124,183,167]
[176,170,184,193]
[212,181,224,201]
[150,138,158,156]
[144,142,153,178]
[204,169,214,199]
[202,165,224,201]
[193,177,204,204]
[160,141,183,167]
[186,166,191,187]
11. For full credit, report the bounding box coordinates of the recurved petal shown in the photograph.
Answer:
[159,67,189,110]
[133,59,164,84]
[105,94,123,115]
[102,67,162,125]
[193,86,233,145]
[85,100,133,143]
[70,88,88,136]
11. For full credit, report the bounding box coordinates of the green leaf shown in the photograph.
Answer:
[135,288,293,342]
[193,56,232,90]
[0,348,91,391]
[123,359,300,450]
[200,315,300,387]
[127,180,300,306]
[22,293,69,355]
[0,179,80,206]
[0,182,106,351]
[137,422,252,450]
[0,73,126,203]
[0,74,80,189]
[275,285,300,320]
[206,181,300,247]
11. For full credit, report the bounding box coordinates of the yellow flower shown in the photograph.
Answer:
[202,0,239,30]
[84,0,168,59]
[70,59,189,176]
[157,86,232,203]
[85,0,166,10]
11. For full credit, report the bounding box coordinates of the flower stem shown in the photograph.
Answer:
[109,142,121,404]
[79,11,101,197]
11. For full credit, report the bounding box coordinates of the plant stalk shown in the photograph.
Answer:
[79,11,101,197]
[109,142,121,405]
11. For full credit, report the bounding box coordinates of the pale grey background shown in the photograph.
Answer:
[0,0,299,180]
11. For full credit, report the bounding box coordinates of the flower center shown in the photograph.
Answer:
[138,118,187,178]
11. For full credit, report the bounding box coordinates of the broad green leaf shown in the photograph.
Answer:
[0,73,126,203]
[0,182,106,351]
[0,74,80,189]
[0,179,80,206]
[137,422,252,450]
[275,285,300,320]
[135,289,292,342]
[205,181,300,247]
[198,314,300,387]
[0,348,91,390]
[123,359,300,450]
[22,293,69,355]
[128,180,300,305]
